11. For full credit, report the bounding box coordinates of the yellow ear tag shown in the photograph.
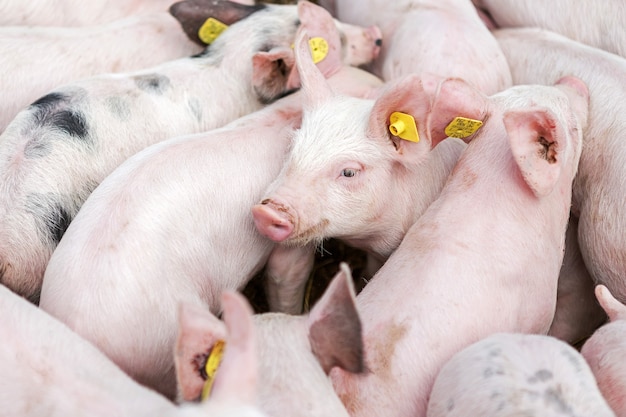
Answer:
[389,111,419,142]
[198,18,229,45]
[444,116,483,139]
[200,340,226,401]
[308,37,329,64]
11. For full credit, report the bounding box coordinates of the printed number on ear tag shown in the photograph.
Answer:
[198,18,228,45]
[309,37,329,64]
[444,117,483,139]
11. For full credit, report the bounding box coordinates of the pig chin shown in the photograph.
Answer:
[285,219,330,247]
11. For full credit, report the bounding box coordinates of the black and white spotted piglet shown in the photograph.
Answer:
[0,0,382,302]
[427,333,615,416]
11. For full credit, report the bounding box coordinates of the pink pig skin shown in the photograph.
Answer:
[426,333,615,416]
[581,285,626,416]
[175,263,364,417]
[548,215,607,345]
[0,0,197,26]
[38,28,383,400]
[0,283,268,417]
[472,0,626,58]
[0,12,204,133]
[495,28,626,305]
[322,0,512,94]
[328,76,589,417]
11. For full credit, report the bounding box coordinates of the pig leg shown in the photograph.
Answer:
[264,243,315,314]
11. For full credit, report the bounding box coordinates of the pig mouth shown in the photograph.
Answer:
[286,219,330,247]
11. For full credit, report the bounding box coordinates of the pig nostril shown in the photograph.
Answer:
[375,38,382,47]
[260,199,270,205]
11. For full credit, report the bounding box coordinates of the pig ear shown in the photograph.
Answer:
[288,27,335,109]
[307,262,365,375]
[367,74,487,161]
[595,285,626,322]
[365,74,437,162]
[296,0,343,78]
[209,291,258,404]
[252,47,297,104]
[505,107,567,198]
[174,303,227,402]
[169,0,265,46]
[428,77,488,145]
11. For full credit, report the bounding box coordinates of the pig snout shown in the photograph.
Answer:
[252,200,295,242]
[368,25,383,59]
[336,22,383,67]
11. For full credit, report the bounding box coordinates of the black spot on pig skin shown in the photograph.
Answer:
[26,194,73,246]
[134,74,171,94]
[29,92,89,140]
[105,96,131,121]
[50,109,88,139]
[23,136,52,158]
[30,92,66,110]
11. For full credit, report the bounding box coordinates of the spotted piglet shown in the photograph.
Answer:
[0,0,382,302]
[426,333,615,416]
[581,285,626,416]
[0,10,206,132]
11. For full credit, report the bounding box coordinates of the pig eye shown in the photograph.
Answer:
[341,168,358,178]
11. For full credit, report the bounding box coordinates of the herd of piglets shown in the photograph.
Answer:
[0,0,625,416]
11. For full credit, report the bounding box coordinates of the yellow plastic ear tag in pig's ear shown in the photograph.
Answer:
[198,18,229,45]
[200,340,226,401]
[389,112,419,142]
[444,116,483,139]
[308,37,329,64]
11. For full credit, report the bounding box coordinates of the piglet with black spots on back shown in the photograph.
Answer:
[427,333,615,417]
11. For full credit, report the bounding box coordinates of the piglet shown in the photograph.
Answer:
[252,55,467,272]
[0,0,381,303]
[38,25,383,400]
[426,332,615,416]
[581,285,626,416]
[472,0,626,58]
[0,0,186,26]
[0,282,268,417]
[327,76,589,417]
[495,28,626,305]
[323,0,512,93]
[175,263,364,417]
[0,12,203,133]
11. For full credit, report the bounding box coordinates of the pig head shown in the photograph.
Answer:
[252,69,485,260]
[175,263,364,417]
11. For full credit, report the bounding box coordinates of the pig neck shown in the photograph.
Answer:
[342,138,466,263]
[331,113,571,417]
[255,314,351,417]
